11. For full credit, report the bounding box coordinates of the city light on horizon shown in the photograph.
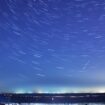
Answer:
[12,86,105,94]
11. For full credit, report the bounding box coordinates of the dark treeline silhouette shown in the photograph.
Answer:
[0,93,105,104]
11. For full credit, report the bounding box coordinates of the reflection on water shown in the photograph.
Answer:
[30,103,105,105]
[5,104,105,105]
[5,103,105,105]
[31,104,105,105]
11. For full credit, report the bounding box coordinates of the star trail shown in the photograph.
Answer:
[0,0,105,93]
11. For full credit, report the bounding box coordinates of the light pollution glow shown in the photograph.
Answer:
[13,87,105,93]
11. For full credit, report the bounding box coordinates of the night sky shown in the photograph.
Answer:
[0,0,105,93]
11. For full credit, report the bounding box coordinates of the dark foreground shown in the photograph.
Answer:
[0,93,105,104]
